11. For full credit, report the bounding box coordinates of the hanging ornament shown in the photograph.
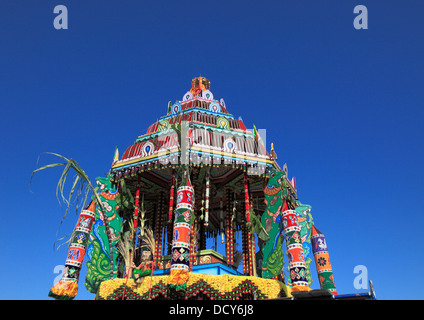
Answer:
[204,173,210,227]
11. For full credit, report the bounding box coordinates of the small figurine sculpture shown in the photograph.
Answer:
[132,250,153,286]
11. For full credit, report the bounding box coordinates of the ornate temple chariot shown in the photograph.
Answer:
[48,77,341,300]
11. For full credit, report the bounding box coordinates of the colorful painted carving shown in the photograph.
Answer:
[202,89,213,100]
[217,116,230,129]
[311,225,337,294]
[168,176,195,292]
[209,101,221,113]
[132,250,153,286]
[190,76,210,96]
[84,177,122,294]
[171,102,182,115]
[261,168,287,279]
[182,91,193,101]
[282,200,310,291]
[294,201,314,286]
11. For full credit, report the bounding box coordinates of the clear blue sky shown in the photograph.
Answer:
[1,0,423,300]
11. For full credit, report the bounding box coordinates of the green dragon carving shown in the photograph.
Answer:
[84,177,123,293]
[260,168,288,279]
[260,166,316,285]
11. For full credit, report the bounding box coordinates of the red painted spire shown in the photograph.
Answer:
[290,177,296,190]
[311,225,323,237]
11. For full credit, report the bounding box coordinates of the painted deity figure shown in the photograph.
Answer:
[132,250,153,286]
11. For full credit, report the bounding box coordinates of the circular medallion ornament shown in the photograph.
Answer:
[172,102,182,115]
[202,89,214,101]
[217,116,230,129]
[209,101,221,113]
[224,138,236,153]
[182,91,193,101]
[142,141,154,157]
[158,120,169,132]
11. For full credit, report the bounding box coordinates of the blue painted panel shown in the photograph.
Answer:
[152,262,242,276]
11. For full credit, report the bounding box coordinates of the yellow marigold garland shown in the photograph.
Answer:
[97,273,291,300]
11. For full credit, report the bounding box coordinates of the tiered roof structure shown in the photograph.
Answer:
[48,77,348,301]
[108,77,297,243]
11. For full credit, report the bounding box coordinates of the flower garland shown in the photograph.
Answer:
[96,273,291,300]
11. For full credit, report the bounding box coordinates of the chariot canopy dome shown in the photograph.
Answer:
[110,76,285,184]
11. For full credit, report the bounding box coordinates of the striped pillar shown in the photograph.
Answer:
[311,225,337,294]
[48,200,96,300]
[282,199,310,292]
[168,176,195,290]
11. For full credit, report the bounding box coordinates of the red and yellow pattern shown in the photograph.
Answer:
[97,273,291,300]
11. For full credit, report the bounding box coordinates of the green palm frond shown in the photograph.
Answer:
[117,224,132,269]
[248,207,269,242]
[30,152,105,247]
